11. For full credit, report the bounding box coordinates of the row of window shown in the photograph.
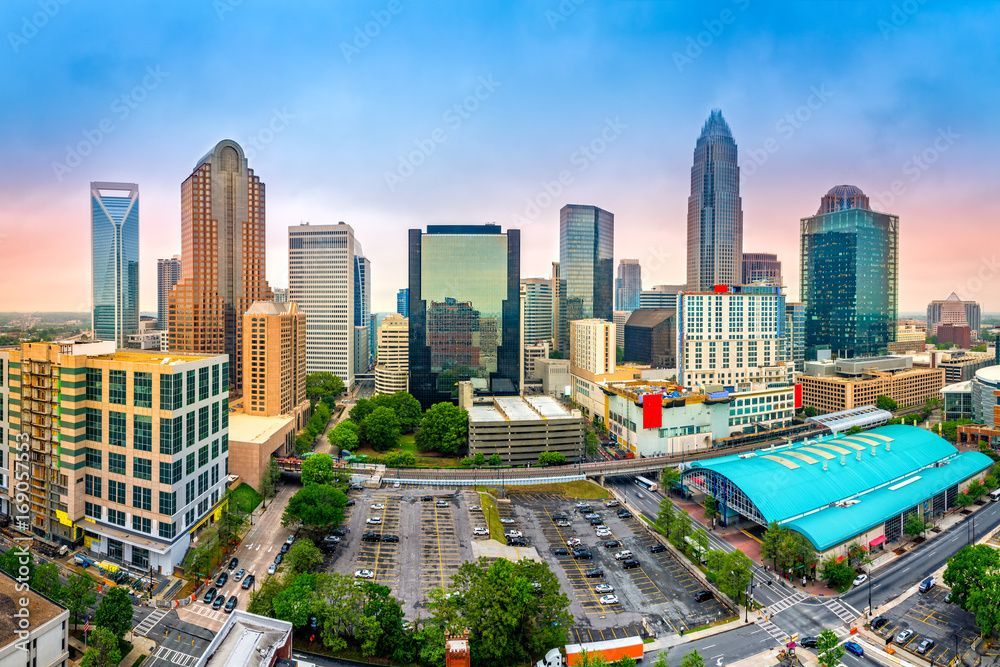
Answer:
[84,479,223,538]
[85,363,229,412]
[84,401,228,453]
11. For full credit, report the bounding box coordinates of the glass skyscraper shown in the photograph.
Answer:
[354,250,372,374]
[686,110,743,291]
[800,185,898,359]
[557,204,614,354]
[615,259,642,312]
[396,288,409,317]
[408,224,520,406]
[91,182,139,346]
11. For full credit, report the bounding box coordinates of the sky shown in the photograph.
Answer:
[1,0,998,315]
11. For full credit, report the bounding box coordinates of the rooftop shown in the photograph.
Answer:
[197,610,292,667]
[0,572,67,649]
[684,425,992,549]
[807,406,892,433]
[468,395,579,423]
[975,365,1000,384]
[624,309,675,328]
[245,301,298,316]
[228,412,294,444]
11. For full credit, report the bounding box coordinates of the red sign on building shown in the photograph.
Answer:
[642,393,663,429]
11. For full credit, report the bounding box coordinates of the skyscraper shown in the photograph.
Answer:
[550,261,564,353]
[156,255,181,330]
[288,222,356,386]
[557,204,614,354]
[615,259,642,311]
[396,288,409,317]
[272,287,289,303]
[243,301,307,417]
[927,292,981,338]
[686,110,743,290]
[520,278,553,345]
[354,251,372,374]
[741,252,782,285]
[375,314,409,395]
[168,140,272,391]
[91,182,139,346]
[408,224,520,406]
[801,185,898,359]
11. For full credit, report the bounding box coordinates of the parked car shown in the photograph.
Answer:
[556,520,571,528]
[436,500,448,507]
[594,583,614,593]
[267,563,277,575]
[843,641,864,657]
[273,553,283,565]
[583,513,600,520]
[693,590,713,602]
[566,537,582,547]
[212,594,226,610]
[323,535,342,544]
[469,504,482,511]
[614,550,633,560]
[507,536,528,546]
[603,540,622,549]
[853,573,868,586]
[381,534,400,543]
[552,512,568,521]
[241,575,255,590]
[870,616,889,630]
[203,587,218,604]
[233,568,245,581]
[799,636,818,648]
[286,534,295,545]
[605,500,620,508]
[573,548,593,560]
[649,543,666,553]
[621,558,640,569]
[616,509,632,519]
[551,547,569,556]
[589,517,604,526]
[421,496,433,502]
[228,557,239,570]
[362,532,381,542]
[894,628,915,644]
[371,503,386,510]
[279,542,290,554]
[505,530,524,538]
[584,567,604,578]
[473,527,489,536]
[915,638,935,655]
[354,569,375,579]
[366,517,382,525]
[345,499,356,506]
[599,594,619,605]
[330,527,348,537]
[499,517,515,524]
[215,572,229,587]
[224,595,238,613]
[919,576,936,593]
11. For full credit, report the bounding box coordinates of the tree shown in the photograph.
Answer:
[350,398,375,424]
[845,542,870,567]
[184,525,221,580]
[706,550,753,603]
[487,453,502,466]
[875,395,898,412]
[966,575,1000,637]
[760,522,784,570]
[655,497,675,535]
[80,626,121,667]
[94,586,133,640]
[383,451,417,467]
[306,372,345,407]
[703,495,719,521]
[660,466,681,493]
[260,458,281,501]
[967,480,986,501]
[803,406,819,418]
[819,557,856,592]
[652,655,669,667]
[387,392,423,433]
[538,451,568,466]
[60,572,97,628]
[301,453,337,486]
[0,547,34,581]
[955,492,974,508]
[247,575,286,616]
[584,431,599,457]
[668,512,693,551]
[903,512,928,539]
[31,562,62,599]
[679,651,705,667]
[815,629,845,667]
[330,421,360,453]
[283,483,348,532]
[217,501,248,549]
[415,403,468,456]
[286,538,325,574]
[362,406,402,451]
[944,544,1000,609]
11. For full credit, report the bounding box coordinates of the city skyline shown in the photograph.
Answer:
[2,2,999,314]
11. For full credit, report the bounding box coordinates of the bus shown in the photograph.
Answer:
[634,476,659,492]
[990,489,1000,502]
[683,535,708,564]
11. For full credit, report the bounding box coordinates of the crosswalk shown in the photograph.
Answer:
[824,598,861,625]
[133,607,169,637]
[154,646,198,666]
[757,617,790,643]
[765,591,809,615]
[177,601,227,630]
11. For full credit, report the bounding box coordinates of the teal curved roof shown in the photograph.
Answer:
[685,425,992,549]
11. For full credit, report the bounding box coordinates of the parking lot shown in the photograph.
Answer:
[874,585,979,665]
[510,492,731,638]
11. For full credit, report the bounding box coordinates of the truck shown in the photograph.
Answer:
[536,636,644,667]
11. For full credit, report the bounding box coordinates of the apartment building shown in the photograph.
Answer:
[374,314,408,395]
[242,301,307,417]
[799,356,945,414]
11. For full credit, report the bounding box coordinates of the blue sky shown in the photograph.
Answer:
[1,0,998,313]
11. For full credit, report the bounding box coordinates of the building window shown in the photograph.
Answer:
[108,411,126,447]
[85,408,102,443]
[222,398,229,429]
[108,509,125,526]
[198,471,208,494]
[186,453,195,475]
[108,479,125,504]
[158,522,176,539]
[86,368,102,401]
[212,402,219,434]
[186,370,196,405]
[134,458,152,480]
[159,491,176,515]
[198,445,209,468]
[85,474,102,498]
[199,406,209,439]
[160,416,182,455]
[132,486,151,511]
[134,372,152,408]
[212,364,220,396]
[211,439,219,460]
[185,480,195,505]
[185,412,195,448]
[84,502,102,520]
[131,545,150,567]
[134,415,152,451]
[221,434,228,452]
[199,367,209,401]
[109,370,127,405]
[85,448,102,470]
[160,373,182,411]
[108,453,126,475]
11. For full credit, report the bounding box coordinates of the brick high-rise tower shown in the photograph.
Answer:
[168,140,272,392]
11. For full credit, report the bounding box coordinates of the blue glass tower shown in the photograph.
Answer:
[557,204,614,354]
[396,288,409,317]
[800,185,898,359]
[91,182,139,346]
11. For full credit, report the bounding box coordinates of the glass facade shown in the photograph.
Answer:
[91,182,139,346]
[800,186,898,359]
[408,225,520,406]
[558,204,614,354]
[686,110,743,291]
[615,259,641,312]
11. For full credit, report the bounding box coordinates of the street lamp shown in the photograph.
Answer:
[745,573,754,623]
[867,566,873,617]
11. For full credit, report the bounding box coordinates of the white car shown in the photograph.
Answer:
[499,518,515,525]
[469,505,482,512]
[595,528,612,537]
[614,550,633,560]
[285,535,295,545]
[371,503,385,510]
[366,517,382,525]
[556,520,571,527]
[595,583,614,594]
[473,527,489,536]
[505,530,524,539]
[599,594,619,605]
[436,500,449,507]
[853,573,868,587]
[566,537,582,547]
[267,563,277,575]
[354,569,375,579]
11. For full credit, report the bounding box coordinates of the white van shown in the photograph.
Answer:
[989,489,1000,502]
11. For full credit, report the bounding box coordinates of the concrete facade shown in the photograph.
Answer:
[466,395,584,466]
[800,356,945,414]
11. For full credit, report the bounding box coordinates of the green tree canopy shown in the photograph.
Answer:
[679,651,705,667]
[538,451,568,466]
[80,626,121,667]
[815,629,846,667]
[283,483,348,532]
[944,544,1000,609]
[967,575,1000,637]
[362,406,402,451]
[286,538,325,574]
[384,392,423,433]
[94,586,133,640]
[415,402,468,456]
[31,561,62,599]
[875,395,898,412]
[903,512,928,539]
[660,466,681,491]
[60,572,97,628]
[705,549,753,603]
[301,453,337,486]
[655,497,675,535]
[350,398,375,424]
[306,372,346,406]
[0,547,34,581]
[819,557,857,592]
[330,420,360,453]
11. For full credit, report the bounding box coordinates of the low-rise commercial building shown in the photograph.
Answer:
[571,365,643,422]
[799,356,945,415]
[957,365,1000,448]
[0,573,69,667]
[727,385,798,435]
[465,395,584,466]
[937,350,995,384]
[941,380,973,420]
[194,610,293,667]
[227,412,298,491]
[531,357,571,398]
